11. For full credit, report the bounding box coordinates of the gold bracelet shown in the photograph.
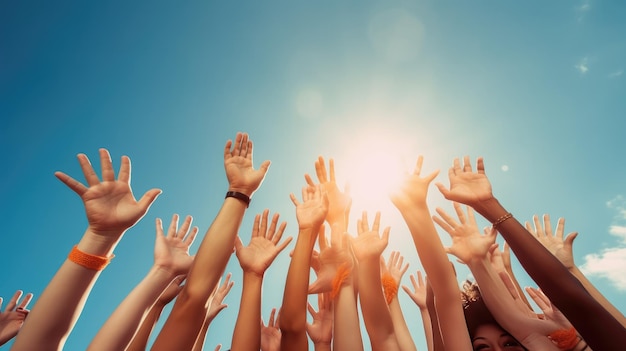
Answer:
[492,212,513,229]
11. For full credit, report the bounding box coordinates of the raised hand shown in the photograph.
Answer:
[207,273,234,321]
[54,148,161,236]
[235,210,292,277]
[435,156,493,207]
[382,251,409,286]
[305,157,351,227]
[402,271,427,310]
[433,202,497,263]
[154,215,198,277]
[306,293,333,346]
[0,291,33,345]
[525,287,573,330]
[525,215,577,269]
[390,156,439,209]
[290,185,329,231]
[224,132,271,197]
[309,224,353,295]
[350,211,390,262]
[260,308,281,351]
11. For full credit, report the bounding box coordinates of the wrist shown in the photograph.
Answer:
[78,229,123,257]
[243,270,265,281]
[225,190,251,207]
[227,186,253,198]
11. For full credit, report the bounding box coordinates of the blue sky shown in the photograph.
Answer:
[1,0,625,350]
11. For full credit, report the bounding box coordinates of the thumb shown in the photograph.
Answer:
[564,232,578,247]
[138,188,162,211]
[234,235,244,252]
[259,160,271,174]
[435,182,450,198]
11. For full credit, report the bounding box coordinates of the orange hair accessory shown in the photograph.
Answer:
[331,263,352,299]
[548,327,579,350]
[68,245,114,271]
[382,273,398,305]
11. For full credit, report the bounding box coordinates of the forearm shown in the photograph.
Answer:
[473,197,626,348]
[280,229,317,350]
[418,308,433,351]
[357,259,400,350]
[154,199,245,350]
[88,267,176,351]
[467,257,536,342]
[127,301,166,351]
[426,291,443,351]
[398,204,471,350]
[12,229,120,351]
[333,279,364,351]
[570,266,626,326]
[504,265,533,311]
[191,307,211,351]
[389,297,417,351]
[231,273,263,351]
[313,342,332,351]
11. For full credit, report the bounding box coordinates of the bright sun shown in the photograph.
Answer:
[337,137,414,217]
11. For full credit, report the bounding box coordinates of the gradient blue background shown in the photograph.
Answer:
[2,0,625,350]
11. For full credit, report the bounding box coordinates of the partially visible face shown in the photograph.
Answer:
[472,324,526,351]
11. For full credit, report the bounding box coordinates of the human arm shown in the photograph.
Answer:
[12,149,161,351]
[382,252,417,351]
[434,203,560,349]
[436,156,626,349]
[402,271,433,351]
[126,276,185,351]
[390,156,472,351]
[279,185,327,351]
[192,273,234,351]
[261,308,281,351]
[350,212,400,351]
[306,293,333,351]
[527,214,626,326]
[88,214,197,351]
[0,290,33,346]
[152,132,270,351]
[231,210,292,351]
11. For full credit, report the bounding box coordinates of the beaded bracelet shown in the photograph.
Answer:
[492,212,513,229]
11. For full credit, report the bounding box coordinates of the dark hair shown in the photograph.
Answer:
[461,280,499,339]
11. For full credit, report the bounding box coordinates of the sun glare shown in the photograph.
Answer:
[340,140,412,215]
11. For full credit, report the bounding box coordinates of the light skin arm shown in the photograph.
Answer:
[0,290,33,346]
[126,276,185,351]
[402,271,433,351]
[279,185,328,351]
[351,212,400,351]
[527,214,626,327]
[306,293,333,351]
[390,156,472,351]
[382,252,417,351]
[88,215,197,351]
[12,149,161,351]
[327,224,364,351]
[498,242,533,311]
[193,274,234,351]
[152,132,270,351]
[436,156,626,349]
[434,203,560,349]
[231,210,292,351]
[261,308,281,351]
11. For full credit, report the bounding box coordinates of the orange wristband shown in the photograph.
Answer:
[382,273,398,305]
[549,327,579,350]
[331,263,352,299]
[68,245,114,271]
